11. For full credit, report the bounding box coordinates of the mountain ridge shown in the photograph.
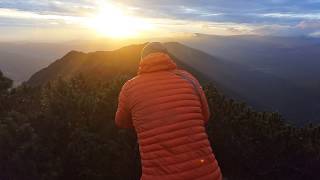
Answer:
[27,44,145,86]
[164,42,319,125]
[26,42,319,125]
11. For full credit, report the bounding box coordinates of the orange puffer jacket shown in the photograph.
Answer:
[115,52,222,180]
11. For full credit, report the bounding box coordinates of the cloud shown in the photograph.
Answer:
[200,21,255,35]
[1,0,320,40]
[0,0,96,16]
[178,6,223,17]
[297,20,320,29]
[261,13,320,20]
[296,20,320,37]
[309,31,320,37]
[0,8,87,26]
[252,24,294,35]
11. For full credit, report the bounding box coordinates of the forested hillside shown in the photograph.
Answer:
[27,43,319,125]
[0,44,319,179]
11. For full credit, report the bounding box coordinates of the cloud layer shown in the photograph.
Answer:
[1,0,320,41]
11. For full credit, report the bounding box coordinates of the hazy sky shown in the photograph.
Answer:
[1,0,320,41]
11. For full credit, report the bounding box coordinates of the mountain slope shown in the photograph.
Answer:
[0,40,145,85]
[27,44,145,86]
[27,42,319,125]
[165,42,319,125]
[180,34,320,91]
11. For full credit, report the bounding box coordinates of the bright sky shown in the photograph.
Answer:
[1,0,320,42]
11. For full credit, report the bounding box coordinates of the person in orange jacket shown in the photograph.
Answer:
[115,42,222,180]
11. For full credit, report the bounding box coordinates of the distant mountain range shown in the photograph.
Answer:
[165,42,320,125]
[178,35,320,125]
[24,41,320,125]
[1,35,320,124]
[181,34,320,91]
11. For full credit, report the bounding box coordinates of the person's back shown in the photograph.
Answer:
[115,42,222,180]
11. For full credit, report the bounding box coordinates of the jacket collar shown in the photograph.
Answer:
[138,52,177,74]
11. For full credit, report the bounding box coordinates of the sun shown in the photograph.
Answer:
[87,2,153,38]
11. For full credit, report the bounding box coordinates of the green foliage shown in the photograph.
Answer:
[0,71,13,92]
[0,73,319,180]
[0,111,39,180]
[204,84,320,179]
[0,70,13,113]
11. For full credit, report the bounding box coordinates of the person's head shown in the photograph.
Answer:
[138,42,176,74]
[141,42,169,60]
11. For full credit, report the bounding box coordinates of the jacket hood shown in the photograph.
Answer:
[138,52,177,74]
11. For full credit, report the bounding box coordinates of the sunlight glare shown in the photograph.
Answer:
[87,2,153,38]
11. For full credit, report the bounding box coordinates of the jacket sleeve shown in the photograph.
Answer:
[180,70,211,124]
[115,82,133,128]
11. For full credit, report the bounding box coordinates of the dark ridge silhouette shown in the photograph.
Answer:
[27,42,319,125]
